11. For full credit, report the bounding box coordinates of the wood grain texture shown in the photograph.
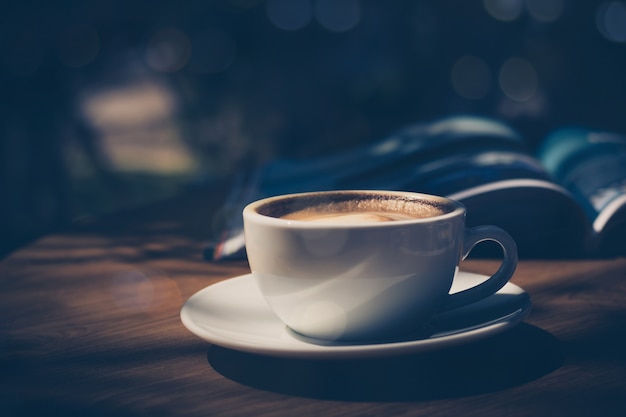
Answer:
[1,189,626,417]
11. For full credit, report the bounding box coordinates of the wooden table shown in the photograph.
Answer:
[1,188,626,416]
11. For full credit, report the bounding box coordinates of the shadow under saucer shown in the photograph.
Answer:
[207,323,563,402]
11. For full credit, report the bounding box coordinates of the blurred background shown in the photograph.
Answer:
[1,0,626,257]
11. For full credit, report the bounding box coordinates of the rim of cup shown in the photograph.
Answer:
[243,190,466,228]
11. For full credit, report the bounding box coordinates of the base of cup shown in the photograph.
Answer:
[285,324,438,346]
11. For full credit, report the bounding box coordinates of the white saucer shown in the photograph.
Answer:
[180,272,531,359]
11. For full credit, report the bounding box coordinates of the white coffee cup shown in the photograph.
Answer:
[243,190,517,342]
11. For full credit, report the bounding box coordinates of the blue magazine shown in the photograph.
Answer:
[206,115,626,260]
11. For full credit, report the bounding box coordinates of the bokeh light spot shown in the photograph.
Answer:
[451,55,492,100]
[483,0,524,21]
[596,1,626,43]
[111,269,155,312]
[525,0,563,22]
[145,27,191,73]
[315,0,361,32]
[266,0,313,31]
[498,57,538,102]
[110,268,182,313]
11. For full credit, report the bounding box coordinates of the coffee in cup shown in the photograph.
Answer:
[243,190,517,342]
[273,193,447,223]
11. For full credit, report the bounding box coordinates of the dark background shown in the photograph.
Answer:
[1,0,625,257]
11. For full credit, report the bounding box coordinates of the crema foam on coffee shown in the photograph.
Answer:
[255,192,452,224]
[281,210,422,223]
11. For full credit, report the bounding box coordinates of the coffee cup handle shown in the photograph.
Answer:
[443,225,518,310]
